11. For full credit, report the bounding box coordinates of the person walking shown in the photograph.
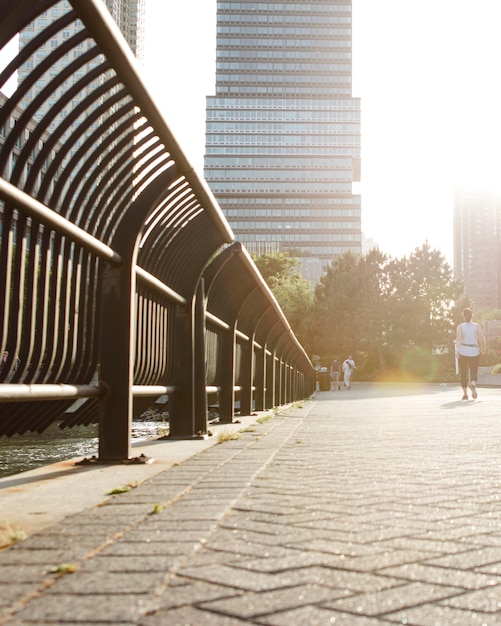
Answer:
[455,308,486,400]
[330,357,341,390]
[342,355,355,390]
[0,351,8,378]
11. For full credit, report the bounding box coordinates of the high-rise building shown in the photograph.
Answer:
[453,187,501,310]
[204,0,362,270]
[17,0,145,123]
[107,0,145,65]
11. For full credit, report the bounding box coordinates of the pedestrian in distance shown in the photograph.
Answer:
[330,357,341,390]
[455,308,486,400]
[0,351,8,377]
[342,355,355,389]
[0,350,20,381]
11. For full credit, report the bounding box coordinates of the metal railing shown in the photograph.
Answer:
[0,0,315,462]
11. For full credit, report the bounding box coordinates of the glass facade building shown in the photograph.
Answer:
[17,0,146,124]
[16,0,146,196]
[453,188,501,310]
[204,0,362,275]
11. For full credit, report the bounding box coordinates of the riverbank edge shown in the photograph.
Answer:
[0,411,270,544]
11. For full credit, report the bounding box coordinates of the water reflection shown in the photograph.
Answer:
[0,420,164,479]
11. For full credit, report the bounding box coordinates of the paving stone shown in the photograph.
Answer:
[10,532,107,553]
[97,539,200,557]
[385,604,498,625]
[258,605,392,625]
[0,548,87,566]
[138,606,250,625]
[324,549,435,572]
[425,546,501,570]
[176,563,301,592]
[268,565,403,593]
[12,593,147,623]
[381,562,501,590]
[0,564,57,584]
[477,563,501,575]
[78,554,183,573]
[227,551,353,573]
[200,583,348,619]
[374,536,472,555]
[440,584,501,612]
[147,579,244,611]
[283,537,387,558]
[325,581,463,616]
[0,584,38,607]
[46,571,165,595]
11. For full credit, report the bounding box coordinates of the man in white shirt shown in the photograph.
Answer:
[342,356,355,390]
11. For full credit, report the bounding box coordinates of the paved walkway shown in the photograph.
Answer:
[1,383,501,625]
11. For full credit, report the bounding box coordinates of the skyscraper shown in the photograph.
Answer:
[108,0,145,65]
[17,0,145,123]
[204,0,361,276]
[453,187,501,310]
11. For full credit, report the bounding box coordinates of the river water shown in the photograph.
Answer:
[0,420,165,479]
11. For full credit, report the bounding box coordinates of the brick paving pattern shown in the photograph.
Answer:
[1,383,501,625]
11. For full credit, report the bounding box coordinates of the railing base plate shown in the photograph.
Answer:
[75,453,154,466]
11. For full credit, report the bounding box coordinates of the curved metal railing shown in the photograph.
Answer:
[0,0,315,461]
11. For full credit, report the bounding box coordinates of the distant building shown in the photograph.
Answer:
[483,319,501,346]
[453,187,501,310]
[109,0,146,65]
[362,233,378,255]
[13,0,146,206]
[0,91,63,230]
[17,0,145,134]
[204,0,362,275]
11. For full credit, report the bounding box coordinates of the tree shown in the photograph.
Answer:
[253,251,314,347]
[253,251,298,285]
[309,249,391,368]
[378,244,463,378]
[386,243,462,351]
[307,244,464,379]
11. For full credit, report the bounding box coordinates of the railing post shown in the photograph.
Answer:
[169,279,208,438]
[266,350,276,409]
[194,278,209,434]
[98,261,135,460]
[239,334,254,416]
[254,345,265,411]
[169,302,193,437]
[218,323,236,423]
[98,175,172,460]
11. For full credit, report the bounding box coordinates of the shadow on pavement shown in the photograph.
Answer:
[316,382,455,400]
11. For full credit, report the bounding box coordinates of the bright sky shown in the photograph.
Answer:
[143,0,501,265]
[3,1,501,264]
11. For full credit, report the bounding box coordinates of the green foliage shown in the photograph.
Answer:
[0,520,26,548]
[253,251,299,284]
[309,248,391,363]
[399,346,439,381]
[107,482,139,495]
[253,251,314,346]
[253,244,466,381]
[476,309,501,323]
[150,503,165,514]
[307,243,464,379]
[384,244,461,353]
[217,430,242,443]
